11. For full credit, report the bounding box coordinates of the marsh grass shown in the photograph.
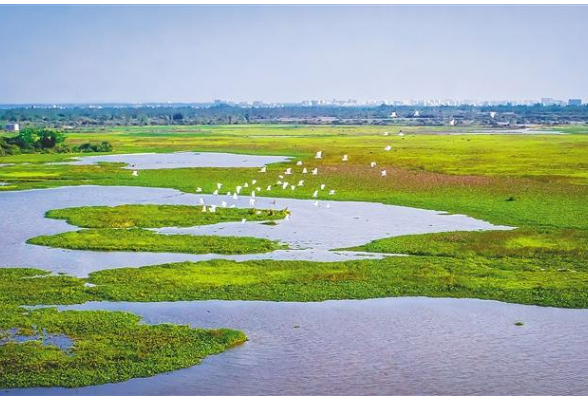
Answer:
[0,304,246,388]
[27,228,285,255]
[348,228,588,265]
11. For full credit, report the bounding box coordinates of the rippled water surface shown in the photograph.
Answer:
[5,297,588,396]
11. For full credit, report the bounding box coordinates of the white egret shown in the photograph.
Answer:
[251,191,256,198]
[256,187,261,192]
[302,168,308,174]
[277,180,282,185]
[329,190,336,195]
[232,193,238,200]
[196,187,202,193]
[244,182,249,188]
[383,132,389,136]
[259,166,267,173]
[279,175,284,179]
[313,201,319,207]
[282,182,289,190]
[285,168,292,175]
[209,205,217,213]
[449,119,456,126]
[315,151,323,159]
[297,180,304,186]
[227,191,232,196]
[381,170,387,177]
[216,183,223,189]
[202,205,207,212]
[296,160,303,166]
[370,161,377,168]
[320,183,326,190]
[132,170,138,177]
[312,168,318,175]
[213,189,218,195]
[290,185,296,190]
[398,131,405,137]
[342,154,348,161]
[285,214,290,221]
[249,198,256,206]
[236,185,242,194]
[490,111,497,118]
[241,218,246,224]
[199,197,204,205]
[312,190,318,198]
[221,201,228,207]
[414,110,420,117]
[252,179,257,185]
[385,145,392,151]
[390,112,398,118]
[266,185,272,191]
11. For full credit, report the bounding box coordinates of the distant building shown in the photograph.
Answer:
[5,123,19,132]
[568,99,582,106]
[541,98,556,106]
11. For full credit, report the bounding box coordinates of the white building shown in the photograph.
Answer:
[5,123,19,132]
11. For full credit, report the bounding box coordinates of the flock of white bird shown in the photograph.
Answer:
[128,130,415,220]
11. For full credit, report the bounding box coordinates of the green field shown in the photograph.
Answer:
[1,124,587,388]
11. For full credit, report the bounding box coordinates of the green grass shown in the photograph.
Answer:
[86,256,588,308]
[0,269,92,306]
[27,228,285,255]
[1,251,587,309]
[45,204,287,228]
[0,304,246,388]
[348,228,588,262]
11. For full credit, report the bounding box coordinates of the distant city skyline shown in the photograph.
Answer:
[1,5,587,103]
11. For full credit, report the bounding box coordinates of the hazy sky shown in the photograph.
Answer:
[1,5,587,104]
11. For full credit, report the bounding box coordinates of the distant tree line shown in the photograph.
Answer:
[1,104,588,128]
[0,127,113,156]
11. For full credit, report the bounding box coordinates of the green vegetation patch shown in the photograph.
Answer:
[0,304,246,388]
[86,257,588,308]
[0,268,92,306]
[349,228,588,263]
[27,228,285,255]
[46,204,287,228]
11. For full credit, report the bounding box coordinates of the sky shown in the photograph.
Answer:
[0,5,587,104]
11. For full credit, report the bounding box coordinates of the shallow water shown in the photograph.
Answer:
[0,328,73,353]
[5,297,588,395]
[55,151,291,169]
[0,185,509,276]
